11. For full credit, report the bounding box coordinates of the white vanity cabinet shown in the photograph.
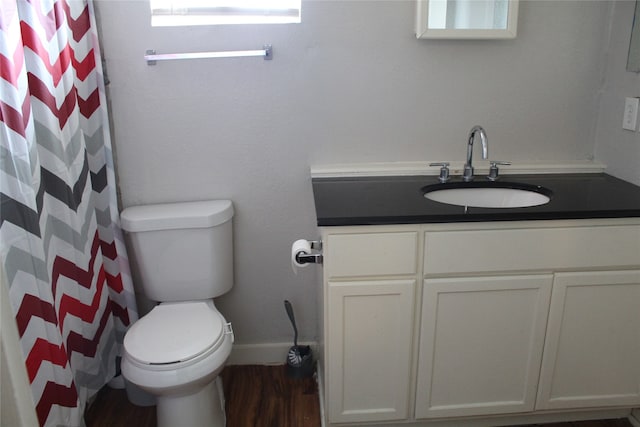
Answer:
[327,279,415,423]
[415,274,553,418]
[537,270,640,410]
[323,228,418,424]
[321,219,640,426]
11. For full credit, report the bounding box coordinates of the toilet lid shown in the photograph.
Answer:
[124,302,225,365]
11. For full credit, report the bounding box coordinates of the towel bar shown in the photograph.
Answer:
[145,45,272,65]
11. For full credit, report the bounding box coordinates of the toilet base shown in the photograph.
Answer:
[156,376,226,427]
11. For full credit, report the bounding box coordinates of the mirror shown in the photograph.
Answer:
[416,0,519,39]
[628,0,640,72]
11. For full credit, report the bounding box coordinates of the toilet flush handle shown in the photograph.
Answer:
[224,322,234,343]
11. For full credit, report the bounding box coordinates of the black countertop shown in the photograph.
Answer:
[312,173,640,226]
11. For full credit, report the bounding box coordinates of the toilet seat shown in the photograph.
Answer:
[124,301,227,366]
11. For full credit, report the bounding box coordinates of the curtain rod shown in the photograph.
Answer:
[145,45,272,65]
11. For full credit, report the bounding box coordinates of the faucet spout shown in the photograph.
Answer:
[463,125,488,182]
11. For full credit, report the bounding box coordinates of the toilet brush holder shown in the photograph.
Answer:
[286,344,313,378]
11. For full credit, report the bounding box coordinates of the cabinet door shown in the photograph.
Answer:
[536,270,640,410]
[327,279,414,424]
[415,275,553,418]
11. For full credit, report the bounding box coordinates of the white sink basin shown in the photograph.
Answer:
[424,185,551,208]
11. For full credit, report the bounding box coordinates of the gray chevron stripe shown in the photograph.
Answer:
[3,192,99,285]
[90,165,108,193]
[0,192,41,236]
[83,127,104,156]
[26,180,114,266]
[94,205,112,228]
[34,121,84,168]
[0,131,41,176]
[39,151,89,212]
[41,194,97,255]
[0,146,34,186]
[4,245,49,285]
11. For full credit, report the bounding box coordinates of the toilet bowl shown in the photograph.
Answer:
[122,301,233,427]
[119,200,235,427]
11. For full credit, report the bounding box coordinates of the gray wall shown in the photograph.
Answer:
[594,0,640,186]
[96,0,632,345]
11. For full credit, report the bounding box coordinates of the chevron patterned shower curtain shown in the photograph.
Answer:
[0,0,138,425]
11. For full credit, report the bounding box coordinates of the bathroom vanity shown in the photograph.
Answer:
[312,172,640,427]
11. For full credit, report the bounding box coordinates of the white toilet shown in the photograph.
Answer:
[120,200,235,427]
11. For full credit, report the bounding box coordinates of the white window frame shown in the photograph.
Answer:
[150,0,301,26]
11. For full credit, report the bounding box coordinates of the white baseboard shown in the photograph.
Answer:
[227,341,317,366]
[629,409,640,427]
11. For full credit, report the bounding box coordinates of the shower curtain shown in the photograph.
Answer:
[0,0,138,425]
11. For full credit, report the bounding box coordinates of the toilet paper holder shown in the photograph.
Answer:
[295,240,323,265]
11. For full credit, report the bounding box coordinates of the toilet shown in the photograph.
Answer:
[120,200,235,427]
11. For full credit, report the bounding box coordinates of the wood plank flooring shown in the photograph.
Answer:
[85,365,320,427]
[519,422,633,427]
[222,365,320,427]
[85,364,633,427]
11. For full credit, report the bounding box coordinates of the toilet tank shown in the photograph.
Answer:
[120,200,234,302]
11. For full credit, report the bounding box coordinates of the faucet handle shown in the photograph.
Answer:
[429,162,450,183]
[487,161,511,181]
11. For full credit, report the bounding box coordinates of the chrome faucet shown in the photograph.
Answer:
[462,125,488,182]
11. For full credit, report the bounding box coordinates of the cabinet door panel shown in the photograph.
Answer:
[326,232,418,278]
[537,270,640,410]
[424,225,640,275]
[327,280,414,423]
[415,275,552,418]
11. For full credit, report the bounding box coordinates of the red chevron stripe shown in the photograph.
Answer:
[35,380,78,426]
[60,1,91,43]
[0,44,32,137]
[20,12,96,83]
[15,294,58,337]
[20,21,71,87]
[0,97,30,139]
[106,272,124,293]
[25,338,69,382]
[51,232,133,332]
[72,48,96,81]
[27,71,100,126]
[66,299,113,358]
[100,239,117,260]
[0,39,31,136]
[26,0,65,41]
[15,238,129,337]
[27,72,76,129]
[25,301,129,386]
[51,232,100,297]
[58,265,106,332]
[78,86,100,118]
[0,40,25,86]
[110,299,131,326]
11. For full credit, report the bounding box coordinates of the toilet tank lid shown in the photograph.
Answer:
[121,200,233,232]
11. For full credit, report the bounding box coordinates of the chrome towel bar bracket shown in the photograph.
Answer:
[145,44,273,65]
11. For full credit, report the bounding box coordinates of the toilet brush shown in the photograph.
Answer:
[284,300,313,378]
[284,300,302,364]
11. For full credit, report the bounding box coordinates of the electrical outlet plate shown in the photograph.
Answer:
[622,97,639,131]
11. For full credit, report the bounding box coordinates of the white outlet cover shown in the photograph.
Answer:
[622,97,639,131]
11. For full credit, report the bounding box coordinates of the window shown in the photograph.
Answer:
[150,0,301,26]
